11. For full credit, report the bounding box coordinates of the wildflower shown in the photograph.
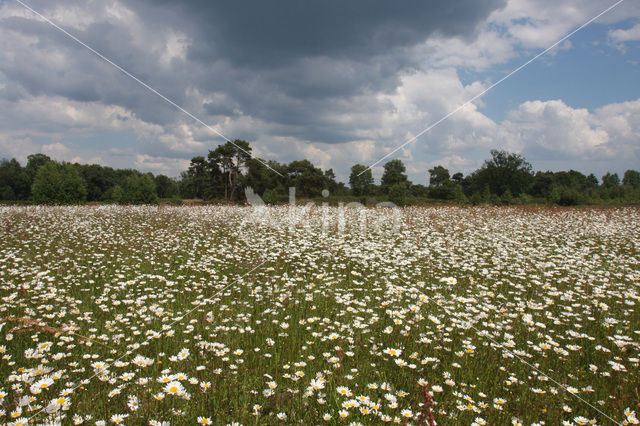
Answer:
[164,381,186,396]
[31,376,54,394]
[337,386,353,397]
[177,348,190,360]
[566,386,579,394]
[110,414,128,424]
[401,409,413,418]
[383,348,402,357]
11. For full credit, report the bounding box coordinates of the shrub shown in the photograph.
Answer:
[31,162,87,204]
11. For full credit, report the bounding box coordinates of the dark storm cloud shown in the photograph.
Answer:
[152,0,506,67]
[124,0,506,101]
[0,0,506,159]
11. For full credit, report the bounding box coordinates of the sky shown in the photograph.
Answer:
[0,0,639,184]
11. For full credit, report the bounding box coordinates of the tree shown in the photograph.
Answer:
[387,182,412,206]
[471,150,533,197]
[323,168,342,195]
[410,184,429,198]
[286,160,326,198]
[0,158,30,200]
[451,172,464,185]
[209,140,252,202]
[184,156,209,199]
[586,173,599,189]
[623,170,640,188]
[430,181,462,200]
[349,164,374,196]
[25,153,52,184]
[118,173,158,204]
[381,159,408,189]
[245,158,284,198]
[601,172,620,188]
[530,171,554,199]
[154,174,178,198]
[76,163,117,201]
[428,165,450,187]
[31,161,87,204]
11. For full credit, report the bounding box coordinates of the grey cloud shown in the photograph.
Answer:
[0,13,187,125]
[1,0,505,135]
[159,0,506,67]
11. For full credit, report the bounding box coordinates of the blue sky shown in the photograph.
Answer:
[475,22,640,121]
[1,0,639,184]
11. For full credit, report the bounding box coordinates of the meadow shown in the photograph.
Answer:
[0,205,638,425]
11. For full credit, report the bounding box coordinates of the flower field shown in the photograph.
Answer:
[0,205,638,425]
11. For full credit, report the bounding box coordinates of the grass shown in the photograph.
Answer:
[0,205,638,425]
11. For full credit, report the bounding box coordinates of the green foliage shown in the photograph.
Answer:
[381,159,408,189]
[500,188,513,205]
[209,140,252,202]
[75,163,117,201]
[285,159,327,198]
[452,184,468,204]
[601,172,620,188]
[530,171,554,198]
[13,145,640,207]
[516,192,534,204]
[261,188,280,205]
[245,158,284,198]
[31,161,87,204]
[623,169,640,188]
[25,153,52,183]
[154,174,178,198]
[0,158,30,200]
[117,173,158,204]
[410,184,429,198]
[182,156,218,199]
[387,182,414,206]
[428,165,450,187]
[470,149,533,197]
[429,181,462,200]
[451,172,464,185]
[548,185,583,206]
[349,164,374,196]
[112,185,124,203]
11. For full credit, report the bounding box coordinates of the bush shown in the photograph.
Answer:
[1,185,15,201]
[387,183,414,206]
[117,174,158,204]
[261,188,279,205]
[31,162,87,204]
[548,185,582,206]
[516,193,534,205]
[500,189,513,205]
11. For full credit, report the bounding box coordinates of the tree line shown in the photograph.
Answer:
[1,141,639,205]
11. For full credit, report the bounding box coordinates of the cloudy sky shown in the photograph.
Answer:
[1,0,639,183]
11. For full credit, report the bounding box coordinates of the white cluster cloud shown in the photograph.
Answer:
[609,23,640,43]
